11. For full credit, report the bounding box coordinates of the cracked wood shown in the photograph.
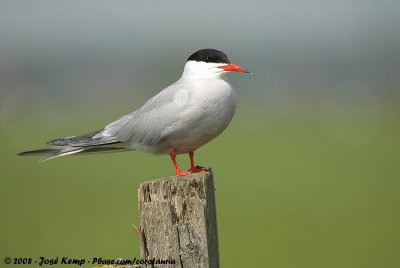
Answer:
[138,171,219,268]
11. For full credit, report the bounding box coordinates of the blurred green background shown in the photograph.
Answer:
[1,1,399,267]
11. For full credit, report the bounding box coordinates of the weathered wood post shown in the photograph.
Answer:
[138,171,219,268]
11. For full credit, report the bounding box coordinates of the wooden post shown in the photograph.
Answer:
[138,171,219,268]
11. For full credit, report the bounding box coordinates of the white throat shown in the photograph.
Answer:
[181,61,228,80]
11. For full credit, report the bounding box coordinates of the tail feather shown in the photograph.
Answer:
[39,148,85,162]
[18,148,62,156]
[18,146,131,162]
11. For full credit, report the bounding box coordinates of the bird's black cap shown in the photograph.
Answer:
[187,49,230,64]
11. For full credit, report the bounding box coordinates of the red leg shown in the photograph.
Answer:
[170,151,191,176]
[188,151,208,173]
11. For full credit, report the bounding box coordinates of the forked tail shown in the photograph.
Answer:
[18,146,130,162]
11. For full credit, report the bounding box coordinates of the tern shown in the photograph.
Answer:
[19,48,251,176]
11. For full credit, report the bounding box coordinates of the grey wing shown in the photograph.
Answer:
[93,83,193,147]
[47,129,122,147]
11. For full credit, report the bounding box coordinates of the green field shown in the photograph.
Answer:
[1,104,399,267]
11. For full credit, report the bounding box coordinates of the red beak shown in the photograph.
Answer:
[218,63,252,73]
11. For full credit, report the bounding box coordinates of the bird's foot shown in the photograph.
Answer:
[176,170,192,176]
[188,165,209,173]
[189,168,206,173]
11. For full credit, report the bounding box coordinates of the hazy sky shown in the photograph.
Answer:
[1,0,399,102]
[1,1,399,57]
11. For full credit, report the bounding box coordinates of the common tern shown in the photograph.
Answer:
[19,48,251,176]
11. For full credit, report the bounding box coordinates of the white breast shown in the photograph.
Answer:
[166,77,237,153]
